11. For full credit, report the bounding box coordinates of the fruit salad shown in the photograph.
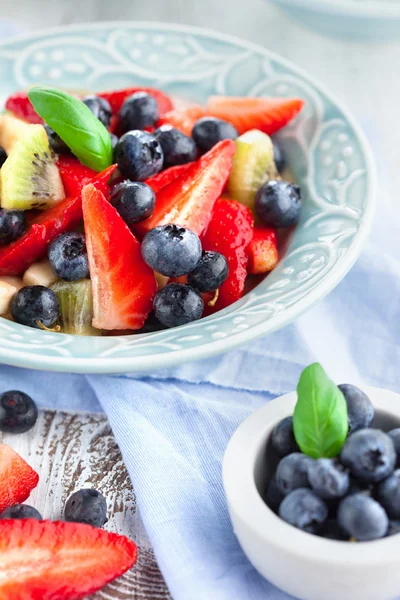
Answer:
[0,86,304,335]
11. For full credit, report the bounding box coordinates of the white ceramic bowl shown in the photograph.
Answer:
[223,387,400,600]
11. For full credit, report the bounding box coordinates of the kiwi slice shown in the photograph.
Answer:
[0,124,65,211]
[51,279,98,336]
[227,129,278,210]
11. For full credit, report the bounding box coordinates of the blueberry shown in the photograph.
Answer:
[154,283,204,328]
[387,520,400,536]
[65,488,108,527]
[319,518,348,540]
[0,146,7,168]
[110,132,119,150]
[11,286,60,330]
[119,92,158,132]
[44,123,70,154]
[0,390,38,433]
[388,429,400,465]
[272,138,285,173]
[115,130,163,181]
[0,209,27,246]
[187,251,228,293]
[338,384,374,434]
[192,117,238,153]
[48,232,89,282]
[265,475,285,513]
[279,488,328,534]
[276,452,314,495]
[341,429,396,483]
[0,504,42,520]
[308,458,349,500]
[154,125,197,168]
[110,181,155,226]
[338,493,388,541]
[378,469,400,519]
[142,224,202,278]
[270,416,299,458]
[255,180,301,228]
[82,95,112,128]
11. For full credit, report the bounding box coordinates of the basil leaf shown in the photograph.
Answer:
[28,86,113,172]
[293,363,348,459]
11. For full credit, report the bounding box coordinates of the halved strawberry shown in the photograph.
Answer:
[0,519,137,599]
[57,156,99,197]
[0,444,38,513]
[206,96,305,136]
[98,86,173,115]
[135,139,236,238]
[157,105,206,136]
[202,198,254,311]
[144,162,194,193]
[5,91,44,124]
[247,226,279,274]
[82,184,157,330]
[0,165,117,276]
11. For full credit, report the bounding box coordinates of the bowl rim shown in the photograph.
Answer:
[0,21,377,374]
[270,0,400,19]
[223,386,400,565]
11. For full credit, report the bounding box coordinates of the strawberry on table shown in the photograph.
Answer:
[144,162,194,193]
[5,91,44,125]
[57,156,100,197]
[82,183,157,330]
[247,226,279,274]
[206,96,305,136]
[0,519,137,599]
[157,105,206,136]
[0,444,38,513]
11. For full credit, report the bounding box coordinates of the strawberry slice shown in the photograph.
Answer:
[82,184,157,330]
[0,444,39,513]
[157,105,206,136]
[135,139,236,238]
[57,156,99,197]
[248,226,279,274]
[5,91,44,124]
[206,96,305,136]
[144,162,194,193]
[0,519,137,599]
[0,165,117,276]
[202,198,254,311]
[98,86,173,115]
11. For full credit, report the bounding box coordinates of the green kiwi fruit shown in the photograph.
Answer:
[0,124,65,210]
[227,129,278,211]
[51,279,98,336]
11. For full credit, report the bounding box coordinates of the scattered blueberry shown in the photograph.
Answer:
[338,384,374,433]
[378,469,400,519]
[279,488,328,534]
[0,390,38,433]
[270,416,299,458]
[11,286,60,330]
[265,475,285,513]
[110,132,119,150]
[65,488,108,528]
[338,493,388,541]
[0,209,27,246]
[48,232,89,282]
[276,452,314,495]
[340,429,396,483]
[387,520,400,536]
[154,283,204,328]
[110,181,155,226]
[142,224,202,277]
[308,458,349,500]
[119,92,158,132]
[154,125,197,168]
[255,180,301,228]
[319,518,348,540]
[187,251,228,293]
[0,145,7,168]
[388,428,400,465]
[44,123,70,154]
[0,504,42,520]
[115,130,163,181]
[82,95,112,128]
[272,138,285,173]
[192,117,238,153]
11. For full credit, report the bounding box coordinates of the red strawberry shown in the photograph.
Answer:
[247,226,279,274]
[135,140,236,238]
[157,105,206,136]
[144,162,194,193]
[82,184,157,330]
[0,165,117,276]
[98,86,173,115]
[0,444,38,513]
[57,156,99,197]
[0,519,137,599]
[5,91,44,124]
[206,96,305,136]
[202,198,254,311]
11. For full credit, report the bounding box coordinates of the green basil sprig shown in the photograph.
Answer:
[293,363,348,459]
[28,86,113,172]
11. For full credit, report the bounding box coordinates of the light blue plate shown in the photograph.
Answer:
[269,0,400,40]
[0,22,376,374]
